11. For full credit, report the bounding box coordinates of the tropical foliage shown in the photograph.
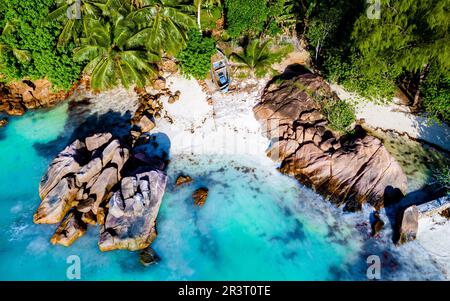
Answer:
[127,0,196,55]
[231,39,291,78]
[322,99,356,133]
[73,15,159,90]
[176,29,216,79]
[224,0,296,39]
[48,0,105,46]
[0,0,82,90]
[303,0,449,123]
[224,0,267,39]
[0,0,447,128]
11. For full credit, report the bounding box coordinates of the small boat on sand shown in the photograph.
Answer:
[210,49,231,92]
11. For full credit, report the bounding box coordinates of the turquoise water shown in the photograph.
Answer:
[0,101,443,280]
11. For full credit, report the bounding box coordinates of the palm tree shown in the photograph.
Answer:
[127,0,196,55]
[73,16,159,90]
[194,0,221,30]
[49,0,106,46]
[231,39,290,78]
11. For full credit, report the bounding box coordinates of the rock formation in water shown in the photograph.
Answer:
[193,187,209,206]
[0,80,73,116]
[34,132,167,251]
[254,72,408,211]
[0,118,7,128]
[99,169,167,251]
[176,175,192,186]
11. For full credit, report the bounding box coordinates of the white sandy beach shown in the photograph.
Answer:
[330,84,450,152]
[151,75,270,160]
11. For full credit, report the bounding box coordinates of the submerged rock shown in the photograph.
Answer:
[0,118,7,128]
[254,72,407,211]
[175,175,192,186]
[193,187,209,206]
[139,247,161,266]
[99,170,167,251]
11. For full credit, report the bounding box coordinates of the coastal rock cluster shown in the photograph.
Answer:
[254,72,408,211]
[130,87,180,142]
[0,80,70,116]
[34,132,167,251]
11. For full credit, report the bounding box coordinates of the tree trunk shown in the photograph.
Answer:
[197,1,202,32]
[412,64,430,110]
[315,39,321,63]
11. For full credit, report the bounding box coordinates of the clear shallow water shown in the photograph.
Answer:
[0,100,444,280]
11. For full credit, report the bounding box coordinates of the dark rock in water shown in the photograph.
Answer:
[139,247,161,266]
[176,174,192,186]
[371,211,385,237]
[50,211,87,247]
[0,118,7,128]
[398,205,419,244]
[254,72,407,211]
[193,187,209,206]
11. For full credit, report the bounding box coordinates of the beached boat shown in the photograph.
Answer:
[210,49,231,92]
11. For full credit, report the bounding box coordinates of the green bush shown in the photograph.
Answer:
[176,29,216,80]
[422,70,450,124]
[322,99,356,132]
[0,0,81,90]
[224,0,268,39]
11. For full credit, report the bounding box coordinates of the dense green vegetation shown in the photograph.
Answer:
[0,0,82,90]
[0,0,447,125]
[302,0,449,123]
[224,0,296,38]
[231,40,291,78]
[322,99,356,133]
[224,0,268,38]
[177,29,216,79]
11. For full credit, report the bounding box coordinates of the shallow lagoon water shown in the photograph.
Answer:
[0,100,444,280]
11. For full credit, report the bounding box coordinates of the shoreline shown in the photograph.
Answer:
[1,69,448,280]
[330,84,450,152]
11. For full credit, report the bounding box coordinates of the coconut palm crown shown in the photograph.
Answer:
[73,15,159,90]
